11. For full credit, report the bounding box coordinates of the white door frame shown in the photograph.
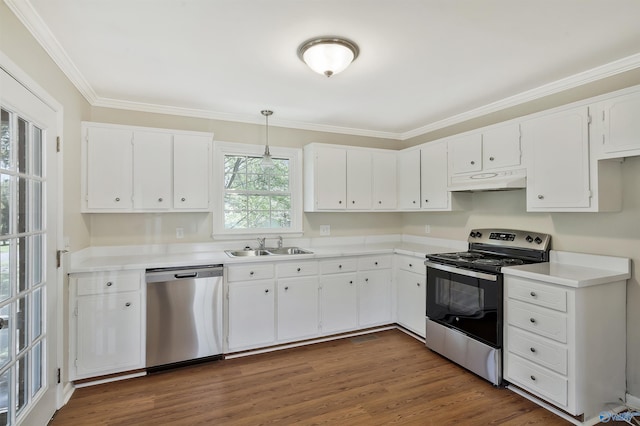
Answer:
[0,50,66,423]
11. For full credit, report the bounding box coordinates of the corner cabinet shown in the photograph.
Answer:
[595,90,640,157]
[81,122,213,213]
[394,255,425,337]
[69,270,145,380]
[521,106,621,212]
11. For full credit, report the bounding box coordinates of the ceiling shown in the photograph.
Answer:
[7,0,640,140]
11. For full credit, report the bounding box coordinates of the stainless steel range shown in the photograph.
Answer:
[424,229,551,386]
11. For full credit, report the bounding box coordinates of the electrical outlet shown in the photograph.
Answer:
[425,225,431,234]
[176,227,184,239]
[319,225,331,236]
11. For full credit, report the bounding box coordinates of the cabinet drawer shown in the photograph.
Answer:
[507,326,568,375]
[74,271,142,296]
[277,261,319,278]
[320,258,358,275]
[507,354,568,407]
[358,255,392,271]
[508,277,567,312]
[508,300,567,343]
[396,256,423,273]
[227,264,275,282]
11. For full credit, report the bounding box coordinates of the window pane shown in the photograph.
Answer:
[246,173,268,191]
[248,211,271,228]
[17,178,26,234]
[224,156,246,189]
[30,235,42,288]
[272,211,291,228]
[245,157,263,174]
[16,354,27,415]
[0,369,9,425]
[16,296,26,353]
[0,242,9,303]
[17,118,26,175]
[32,288,41,339]
[17,237,26,293]
[32,340,42,396]
[0,304,9,369]
[32,128,42,177]
[247,195,270,211]
[224,211,247,229]
[31,181,42,232]
[271,195,290,211]
[0,109,10,170]
[224,194,246,212]
[0,174,11,236]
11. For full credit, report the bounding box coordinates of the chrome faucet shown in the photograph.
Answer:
[277,236,283,248]
[257,237,266,249]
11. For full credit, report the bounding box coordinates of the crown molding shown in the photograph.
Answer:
[400,52,640,140]
[8,0,640,142]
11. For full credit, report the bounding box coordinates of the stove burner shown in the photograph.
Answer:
[473,258,502,266]
[501,258,525,266]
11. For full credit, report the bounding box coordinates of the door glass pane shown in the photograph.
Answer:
[16,354,27,415]
[0,242,9,303]
[17,178,26,234]
[17,119,26,175]
[32,340,41,396]
[0,304,9,369]
[31,235,42,287]
[32,181,42,231]
[0,109,10,170]
[0,175,9,238]
[16,296,26,353]
[32,128,42,177]
[17,237,26,293]
[32,288,41,339]
[0,369,9,425]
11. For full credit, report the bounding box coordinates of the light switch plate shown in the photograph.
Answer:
[319,225,330,236]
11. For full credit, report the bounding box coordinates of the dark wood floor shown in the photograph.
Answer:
[50,329,572,425]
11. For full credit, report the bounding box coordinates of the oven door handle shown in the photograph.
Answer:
[425,261,498,282]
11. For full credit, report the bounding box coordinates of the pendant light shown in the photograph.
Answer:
[298,37,359,77]
[261,109,274,169]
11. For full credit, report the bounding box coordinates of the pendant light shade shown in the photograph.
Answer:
[261,110,274,169]
[298,37,359,77]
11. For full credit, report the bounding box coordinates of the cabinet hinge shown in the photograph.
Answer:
[74,359,78,367]
[56,136,61,153]
[57,368,61,384]
[602,110,606,121]
[587,114,592,125]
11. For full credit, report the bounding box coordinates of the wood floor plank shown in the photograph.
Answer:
[50,330,572,425]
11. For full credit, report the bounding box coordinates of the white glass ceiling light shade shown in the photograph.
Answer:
[261,110,274,169]
[298,37,359,77]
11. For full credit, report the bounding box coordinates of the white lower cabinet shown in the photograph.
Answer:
[320,273,358,334]
[228,279,276,351]
[69,270,145,380]
[276,261,320,342]
[503,274,626,420]
[358,269,392,327]
[395,255,425,337]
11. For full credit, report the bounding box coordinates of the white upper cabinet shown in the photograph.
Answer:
[372,151,397,210]
[85,126,133,210]
[522,106,621,212]
[420,141,450,210]
[346,149,372,210]
[133,131,173,210]
[396,148,421,210]
[596,90,640,157]
[173,134,211,210]
[448,133,482,174]
[82,122,213,212]
[304,143,396,212]
[482,123,521,170]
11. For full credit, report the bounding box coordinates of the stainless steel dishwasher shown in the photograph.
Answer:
[145,264,223,370]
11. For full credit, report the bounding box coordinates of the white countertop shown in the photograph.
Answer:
[503,250,631,288]
[67,235,467,273]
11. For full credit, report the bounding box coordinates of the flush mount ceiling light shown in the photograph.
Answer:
[298,37,359,77]
[261,109,274,169]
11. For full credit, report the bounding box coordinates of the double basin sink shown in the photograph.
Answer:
[225,247,313,257]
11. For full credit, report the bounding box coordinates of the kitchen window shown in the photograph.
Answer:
[213,142,302,237]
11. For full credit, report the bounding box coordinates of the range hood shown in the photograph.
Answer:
[447,169,527,192]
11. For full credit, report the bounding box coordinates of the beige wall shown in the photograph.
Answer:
[4,0,640,400]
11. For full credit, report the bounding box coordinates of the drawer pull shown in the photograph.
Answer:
[338,265,342,269]
[349,280,353,285]
[530,347,536,353]
[264,289,269,293]
[416,283,421,287]
[365,278,369,282]
[409,263,413,267]
[374,262,378,266]
[106,281,113,287]
[125,302,131,307]
[530,375,536,381]
[530,291,537,297]
[115,197,120,202]
[284,286,289,291]
[250,271,255,276]
[529,318,536,324]
[158,197,163,202]
[181,197,186,202]
[297,268,301,272]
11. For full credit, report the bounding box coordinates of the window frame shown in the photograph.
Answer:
[212,141,303,238]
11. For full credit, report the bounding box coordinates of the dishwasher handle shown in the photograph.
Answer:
[146,265,223,283]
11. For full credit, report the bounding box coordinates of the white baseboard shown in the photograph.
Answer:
[62,382,74,405]
[626,393,640,410]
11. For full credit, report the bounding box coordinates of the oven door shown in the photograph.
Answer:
[425,262,502,348]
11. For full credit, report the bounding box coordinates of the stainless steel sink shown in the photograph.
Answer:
[224,247,313,257]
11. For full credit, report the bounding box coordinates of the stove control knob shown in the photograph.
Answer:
[526,235,534,243]
[475,231,482,238]
[534,237,543,244]
[469,231,477,238]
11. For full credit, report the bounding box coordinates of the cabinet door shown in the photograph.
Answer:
[448,133,482,174]
[372,151,397,210]
[346,149,372,210]
[358,270,392,327]
[228,281,276,350]
[482,123,521,170]
[601,91,640,154]
[523,107,591,210]
[74,292,143,378]
[133,131,173,210]
[174,134,211,210]
[420,141,449,210]
[396,149,421,209]
[277,277,319,341]
[320,274,357,334]
[85,126,133,210]
[396,270,426,337]
[314,147,346,209]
